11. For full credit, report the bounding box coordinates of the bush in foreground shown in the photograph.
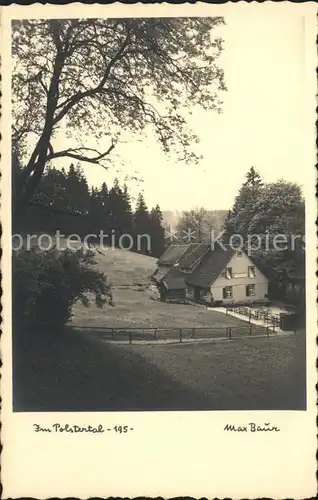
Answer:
[13,246,113,334]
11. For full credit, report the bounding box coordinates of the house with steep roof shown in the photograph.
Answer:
[152,243,268,305]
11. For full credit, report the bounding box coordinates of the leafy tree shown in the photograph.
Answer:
[253,247,305,306]
[249,180,305,305]
[13,247,113,334]
[224,174,305,306]
[12,17,225,218]
[176,207,209,243]
[202,209,228,237]
[248,180,304,235]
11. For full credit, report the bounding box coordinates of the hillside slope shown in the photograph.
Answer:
[87,245,157,285]
[71,245,256,331]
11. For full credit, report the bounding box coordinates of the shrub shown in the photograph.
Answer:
[13,247,113,334]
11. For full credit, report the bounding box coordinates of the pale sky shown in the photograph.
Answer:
[52,11,309,211]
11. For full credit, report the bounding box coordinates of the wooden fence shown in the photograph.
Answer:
[77,323,277,344]
[225,306,280,330]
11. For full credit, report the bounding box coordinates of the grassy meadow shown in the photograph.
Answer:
[71,245,257,330]
[13,243,306,412]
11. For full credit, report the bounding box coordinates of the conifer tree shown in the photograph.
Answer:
[243,166,263,188]
[150,205,165,257]
[121,184,133,235]
[134,193,151,254]
[223,167,264,241]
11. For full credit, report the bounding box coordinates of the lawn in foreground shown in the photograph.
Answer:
[119,333,306,410]
[13,328,305,412]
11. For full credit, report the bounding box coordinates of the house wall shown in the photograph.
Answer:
[200,289,213,304]
[210,252,268,303]
[166,289,186,301]
[186,286,195,300]
[186,285,214,304]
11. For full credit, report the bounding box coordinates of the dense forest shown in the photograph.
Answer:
[13,160,165,258]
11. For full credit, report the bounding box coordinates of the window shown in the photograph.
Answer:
[246,284,255,297]
[221,267,232,279]
[233,272,247,278]
[248,266,256,278]
[223,286,233,299]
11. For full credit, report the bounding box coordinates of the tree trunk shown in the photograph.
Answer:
[13,30,65,220]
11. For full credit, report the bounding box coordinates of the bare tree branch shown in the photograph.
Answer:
[27,141,116,174]
[54,29,132,125]
[49,140,116,164]
[38,74,49,96]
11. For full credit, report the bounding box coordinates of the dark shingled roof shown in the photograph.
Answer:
[174,243,198,264]
[151,266,170,282]
[157,245,189,266]
[178,243,210,269]
[185,246,235,288]
[155,244,238,290]
[162,266,186,290]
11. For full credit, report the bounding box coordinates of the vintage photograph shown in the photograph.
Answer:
[11,13,307,414]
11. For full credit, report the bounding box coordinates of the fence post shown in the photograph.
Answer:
[154,329,157,341]
[179,329,182,343]
[266,326,269,337]
[249,324,252,336]
[129,332,132,344]
[228,327,232,340]
[272,321,276,333]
